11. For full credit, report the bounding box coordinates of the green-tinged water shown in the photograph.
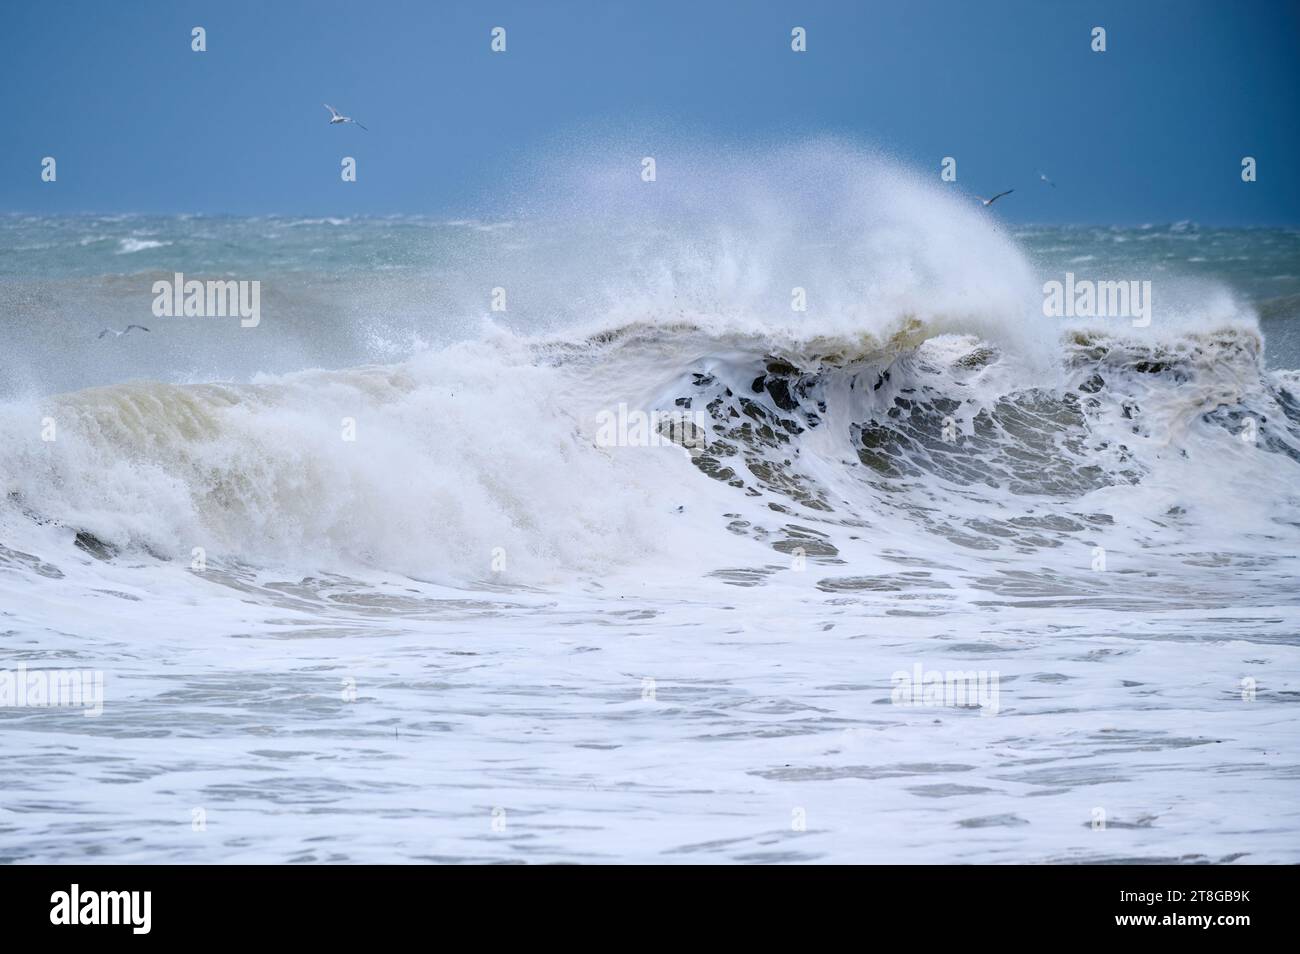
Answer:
[1,215,1298,400]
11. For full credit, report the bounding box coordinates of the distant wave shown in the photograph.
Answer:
[115,237,171,254]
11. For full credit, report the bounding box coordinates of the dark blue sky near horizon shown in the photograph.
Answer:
[1,0,1297,224]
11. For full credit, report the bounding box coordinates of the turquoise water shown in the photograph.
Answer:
[2,215,1298,399]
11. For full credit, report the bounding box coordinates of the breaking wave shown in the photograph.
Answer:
[2,142,1298,589]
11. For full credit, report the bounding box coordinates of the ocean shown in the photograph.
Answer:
[2,147,1298,863]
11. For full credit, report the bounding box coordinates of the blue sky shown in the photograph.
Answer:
[2,0,1297,223]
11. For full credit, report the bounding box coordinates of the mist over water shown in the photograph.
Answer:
[2,142,1299,863]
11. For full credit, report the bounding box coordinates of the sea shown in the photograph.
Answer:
[2,146,1298,863]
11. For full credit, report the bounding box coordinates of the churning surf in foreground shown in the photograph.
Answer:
[1,144,1298,863]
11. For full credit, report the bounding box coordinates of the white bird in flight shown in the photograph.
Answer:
[1038,172,1056,188]
[323,104,367,131]
[97,325,150,339]
[979,189,1014,207]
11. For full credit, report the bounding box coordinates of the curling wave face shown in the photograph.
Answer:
[2,316,1299,601]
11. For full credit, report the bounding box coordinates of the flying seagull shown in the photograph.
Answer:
[323,104,367,131]
[97,325,150,339]
[1038,172,1056,188]
[980,189,1014,207]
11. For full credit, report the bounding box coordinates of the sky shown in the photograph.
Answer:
[1,0,1297,224]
